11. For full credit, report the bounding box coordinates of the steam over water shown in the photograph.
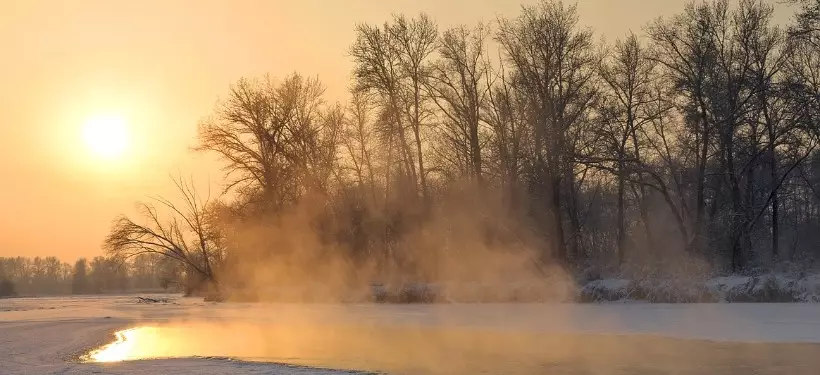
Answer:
[85,320,820,375]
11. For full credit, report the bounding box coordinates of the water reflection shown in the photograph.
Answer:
[84,324,271,363]
[84,323,323,364]
[82,323,820,375]
[87,327,164,362]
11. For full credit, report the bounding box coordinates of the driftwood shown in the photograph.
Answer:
[136,296,170,304]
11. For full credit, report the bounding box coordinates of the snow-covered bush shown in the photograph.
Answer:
[629,279,717,303]
[582,273,820,303]
[578,279,630,302]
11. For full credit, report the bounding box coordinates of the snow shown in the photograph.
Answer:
[580,273,820,302]
[579,279,631,301]
[3,295,820,374]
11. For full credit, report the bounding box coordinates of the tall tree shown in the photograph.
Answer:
[497,0,598,262]
[595,33,661,264]
[428,23,492,182]
[485,68,531,199]
[391,14,438,200]
[71,258,89,294]
[351,21,418,195]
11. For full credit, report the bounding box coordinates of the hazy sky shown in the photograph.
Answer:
[0,0,796,260]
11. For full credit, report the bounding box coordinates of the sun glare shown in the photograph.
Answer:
[88,328,140,362]
[82,114,130,160]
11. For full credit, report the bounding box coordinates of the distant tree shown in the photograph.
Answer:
[5,257,30,294]
[157,256,182,292]
[0,279,14,297]
[130,254,154,289]
[88,256,108,293]
[0,264,13,297]
[71,258,89,294]
[42,256,64,294]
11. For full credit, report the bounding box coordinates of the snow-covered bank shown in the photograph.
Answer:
[212,273,820,304]
[580,274,820,303]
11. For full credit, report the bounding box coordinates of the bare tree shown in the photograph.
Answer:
[104,176,222,291]
[342,91,379,191]
[789,0,820,47]
[485,66,532,198]
[784,28,820,139]
[595,33,661,265]
[745,7,791,261]
[497,0,599,262]
[648,1,721,257]
[350,21,418,195]
[391,14,438,200]
[197,73,335,212]
[90,0,820,298]
[427,23,492,183]
[647,0,772,270]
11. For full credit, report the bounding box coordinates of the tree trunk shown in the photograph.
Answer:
[617,160,626,266]
[694,98,710,255]
[770,144,780,261]
[391,99,417,190]
[549,173,567,263]
[764,100,780,261]
[412,83,427,201]
[638,185,657,255]
[727,132,745,272]
[566,169,582,263]
[470,117,482,184]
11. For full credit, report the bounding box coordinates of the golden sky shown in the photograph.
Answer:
[0,0,795,260]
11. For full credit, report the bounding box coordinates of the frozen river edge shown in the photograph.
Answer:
[4,295,820,374]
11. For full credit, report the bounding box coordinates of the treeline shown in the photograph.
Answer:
[103,0,820,298]
[0,255,181,297]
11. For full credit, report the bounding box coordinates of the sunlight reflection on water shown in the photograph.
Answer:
[81,322,820,375]
[82,323,328,364]
[84,324,266,363]
[86,327,163,362]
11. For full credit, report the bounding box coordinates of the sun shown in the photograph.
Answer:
[82,114,130,160]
